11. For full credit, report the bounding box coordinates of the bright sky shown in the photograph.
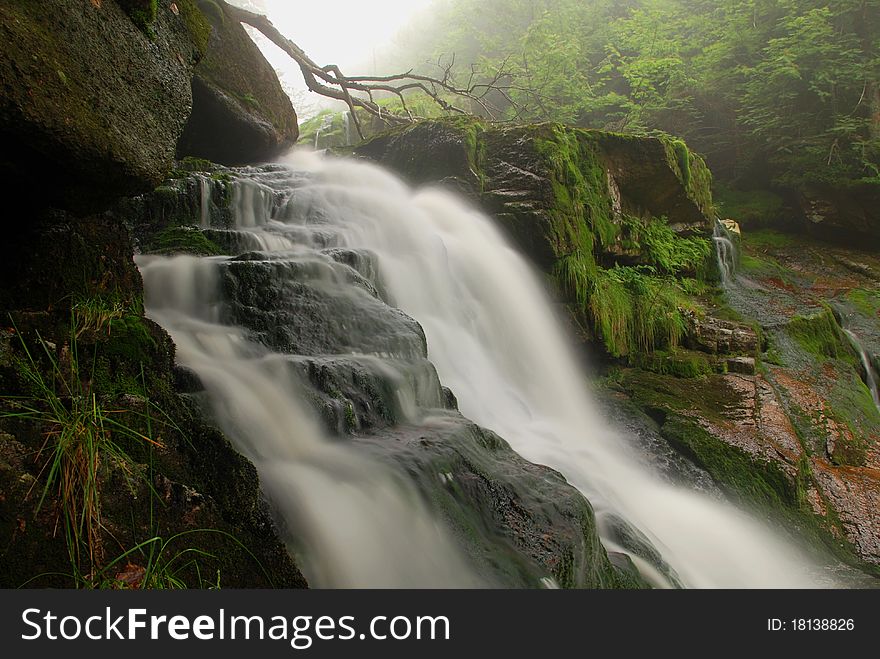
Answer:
[230,0,437,118]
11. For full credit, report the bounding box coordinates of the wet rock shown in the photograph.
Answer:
[726,356,756,375]
[798,183,880,248]
[684,312,760,355]
[356,120,714,271]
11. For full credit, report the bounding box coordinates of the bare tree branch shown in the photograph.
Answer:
[219,1,528,136]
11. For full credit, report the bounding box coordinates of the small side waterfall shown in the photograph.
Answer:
[198,175,212,229]
[713,219,738,285]
[313,114,334,150]
[140,153,826,588]
[843,328,880,411]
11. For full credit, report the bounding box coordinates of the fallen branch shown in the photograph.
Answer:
[219,1,525,139]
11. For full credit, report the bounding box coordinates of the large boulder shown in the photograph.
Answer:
[355,120,714,270]
[0,0,210,213]
[176,0,299,165]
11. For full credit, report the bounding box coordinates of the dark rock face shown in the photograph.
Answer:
[0,0,210,213]
[176,0,299,165]
[798,183,880,248]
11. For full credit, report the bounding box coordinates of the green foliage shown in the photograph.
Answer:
[388,0,880,189]
[556,259,691,357]
[620,215,712,276]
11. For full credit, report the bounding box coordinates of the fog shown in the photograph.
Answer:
[227,0,436,117]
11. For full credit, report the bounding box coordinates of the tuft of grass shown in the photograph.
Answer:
[2,323,160,575]
[72,296,129,340]
[87,531,228,589]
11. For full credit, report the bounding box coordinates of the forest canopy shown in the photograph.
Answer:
[382,0,879,191]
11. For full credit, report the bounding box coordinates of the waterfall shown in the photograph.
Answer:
[843,328,880,411]
[313,114,335,150]
[198,175,211,229]
[140,152,826,588]
[713,219,737,285]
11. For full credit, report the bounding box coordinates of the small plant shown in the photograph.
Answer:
[71,296,128,339]
[89,532,227,589]
[2,319,160,577]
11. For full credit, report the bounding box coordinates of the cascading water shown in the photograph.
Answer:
[843,328,880,411]
[140,152,827,588]
[198,175,211,229]
[713,219,737,285]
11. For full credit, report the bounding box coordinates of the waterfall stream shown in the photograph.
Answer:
[713,219,737,285]
[843,328,880,411]
[139,152,825,588]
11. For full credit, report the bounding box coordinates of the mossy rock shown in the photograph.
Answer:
[356,120,714,361]
[786,308,857,364]
[146,225,224,256]
[0,209,307,588]
[177,0,299,164]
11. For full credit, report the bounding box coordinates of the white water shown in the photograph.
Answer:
[142,152,826,588]
[843,328,880,411]
[139,259,483,588]
[198,175,211,229]
[713,219,737,285]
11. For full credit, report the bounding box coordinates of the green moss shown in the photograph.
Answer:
[658,136,713,217]
[178,156,216,173]
[146,226,223,256]
[786,308,855,363]
[846,288,880,318]
[117,0,158,33]
[662,415,797,507]
[671,140,690,188]
[629,349,715,378]
[197,0,226,24]
[534,124,618,254]
[745,229,798,250]
[178,0,212,56]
